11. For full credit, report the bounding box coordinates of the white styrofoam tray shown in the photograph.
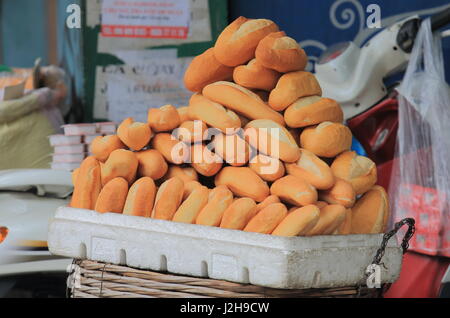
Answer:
[48,207,403,289]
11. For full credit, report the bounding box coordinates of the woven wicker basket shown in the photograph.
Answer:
[68,260,384,298]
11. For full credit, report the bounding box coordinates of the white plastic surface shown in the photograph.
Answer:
[48,207,403,289]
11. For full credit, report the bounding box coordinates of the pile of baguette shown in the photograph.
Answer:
[70,17,389,237]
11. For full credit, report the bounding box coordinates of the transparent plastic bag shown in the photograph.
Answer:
[389,19,450,257]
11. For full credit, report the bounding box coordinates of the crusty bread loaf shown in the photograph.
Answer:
[270,175,317,207]
[148,105,181,132]
[300,122,352,158]
[184,48,234,92]
[220,197,258,230]
[268,71,322,111]
[245,119,300,163]
[214,17,279,67]
[164,165,198,183]
[233,59,281,91]
[213,132,250,167]
[202,81,285,126]
[330,151,378,195]
[284,96,344,128]
[91,135,125,162]
[195,185,234,226]
[285,149,335,190]
[243,203,287,234]
[174,120,208,143]
[95,177,129,214]
[183,180,203,200]
[123,177,156,217]
[351,186,389,234]
[190,143,223,177]
[136,149,168,180]
[70,156,102,210]
[272,205,320,236]
[101,149,138,186]
[307,204,346,236]
[337,209,352,235]
[255,31,307,73]
[151,177,184,220]
[151,133,190,164]
[215,167,269,202]
[172,185,209,224]
[255,195,280,213]
[188,93,241,133]
[117,118,153,151]
[177,106,191,122]
[319,178,356,208]
[249,154,285,182]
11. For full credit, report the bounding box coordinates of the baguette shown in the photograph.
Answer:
[268,71,322,111]
[101,149,138,186]
[270,175,317,206]
[117,118,153,151]
[249,154,285,182]
[195,185,234,226]
[214,17,279,66]
[151,177,184,220]
[319,178,356,208]
[337,209,353,235]
[307,204,346,236]
[164,165,198,183]
[190,143,223,177]
[255,31,307,73]
[123,177,156,217]
[213,132,250,167]
[95,177,128,214]
[172,185,209,224]
[70,156,102,210]
[151,133,190,164]
[148,105,181,132]
[351,186,389,234]
[233,59,281,91]
[203,81,285,126]
[272,205,320,236]
[300,122,352,158]
[220,197,258,230]
[136,149,168,180]
[90,135,125,162]
[243,203,287,234]
[184,48,234,92]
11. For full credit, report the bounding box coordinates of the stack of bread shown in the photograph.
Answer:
[70,17,389,237]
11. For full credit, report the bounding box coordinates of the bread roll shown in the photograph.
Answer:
[243,203,287,234]
[183,180,202,200]
[101,149,138,186]
[337,209,352,235]
[255,195,280,213]
[245,119,300,163]
[214,17,279,67]
[284,96,344,128]
[215,167,269,202]
[184,48,234,92]
[255,31,307,73]
[91,135,125,162]
[95,177,128,214]
[151,177,184,220]
[117,118,152,151]
[330,151,378,195]
[147,105,181,132]
[268,71,322,111]
[151,133,190,164]
[188,93,241,133]
[272,205,320,236]
[177,106,191,122]
[319,178,355,208]
[351,186,389,234]
[270,175,317,206]
[136,149,168,180]
[202,81,285,126]
[174,120,208,143]
[213,132,250,167]
[233,59,281,91]
[300,122,352,158]
[123,177,156,217]
[195,185,234,226]
[220,197,258,230]
[249,154,285,182]
[172,186,209,224]
[70,156,101,210]
[307,204,346,236]
[164,165,198,183]
[190,143,223,177]
[285,149,335,190]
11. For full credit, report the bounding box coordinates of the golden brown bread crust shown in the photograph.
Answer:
[215,167,269,202]
[300,122,352,158]
[117,118,153,151]
[337,209,353,235]
[151,177,185,220]
[183,180,203,200]
[123,177,156,217]
[351,186,389,234]
[174,120,208,143]
[307,204,346,236]
[177,106,191,122]
[319,178,356,208]
[190,143,223,177]
[101,149,138,186]
[213,132,250,167]
[95,177,129,214]
[214,17,279,67]
[249,154,285,182]
[255,31,307,73]
[70,156,102,210]
[184,48,234,92]
[272,205,320,236]
[285,149,335,190]
[151,133,190,164]
[255,195,280,213]
[136,149,168,180]
[195,185,234,226]
[268,71,322,111]
[172,185,209,224]
[220,197,258,230]
[147,105,181,132]
[243,203,287,234]
[202,81,285,126]
[91,135,126,162]
[270,175,317,207]
[284,96,344,128]
[164,165,198,184]
[233,59,281,91]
